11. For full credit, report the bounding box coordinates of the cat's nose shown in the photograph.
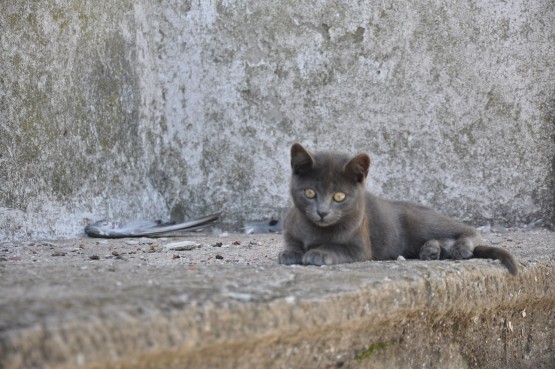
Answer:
[317,210,329,219]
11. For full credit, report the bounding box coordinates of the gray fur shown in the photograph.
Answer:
[279,144,518,275]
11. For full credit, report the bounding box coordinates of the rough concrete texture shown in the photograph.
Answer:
[1,1,555,241]
[1,229,554,369]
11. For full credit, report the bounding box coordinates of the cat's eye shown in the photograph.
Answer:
[304,188,316,199]
[333,192,346,202]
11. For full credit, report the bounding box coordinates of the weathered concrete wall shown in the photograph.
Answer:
[1,0,554,240]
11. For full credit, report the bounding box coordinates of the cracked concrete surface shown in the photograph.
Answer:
[1,229,554,369]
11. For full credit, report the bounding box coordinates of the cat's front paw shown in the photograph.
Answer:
[278,250,304,265]
[302,249,336,266]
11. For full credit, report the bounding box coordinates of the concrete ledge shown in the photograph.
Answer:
[1,230,554,369]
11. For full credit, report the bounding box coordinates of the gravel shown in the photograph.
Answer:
[0,228,552,268]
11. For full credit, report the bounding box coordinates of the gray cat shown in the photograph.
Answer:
[278,143,518,275]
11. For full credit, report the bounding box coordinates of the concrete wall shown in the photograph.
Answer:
[1,0,554,241]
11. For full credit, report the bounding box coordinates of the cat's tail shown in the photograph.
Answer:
[473,245,518,276]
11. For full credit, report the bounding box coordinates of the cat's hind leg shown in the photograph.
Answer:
[451,235,518,275]
[419,240,441,260]
[450,235,475,260]
[420,239,458,260]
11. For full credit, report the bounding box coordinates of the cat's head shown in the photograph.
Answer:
[289,143,370,227]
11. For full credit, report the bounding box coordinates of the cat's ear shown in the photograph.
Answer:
[345,154,371,183]
[291,143,315,175]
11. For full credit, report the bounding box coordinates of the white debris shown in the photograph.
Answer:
[164,241,199,251]
[285,296,296,304]
[225,292,253,302]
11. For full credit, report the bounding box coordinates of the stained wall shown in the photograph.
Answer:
[1,1,554,240]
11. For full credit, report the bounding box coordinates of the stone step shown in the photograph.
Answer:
[1,230,554,368]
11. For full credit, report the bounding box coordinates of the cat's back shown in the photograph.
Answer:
[365,192,407,259]
[365,192,400,223]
